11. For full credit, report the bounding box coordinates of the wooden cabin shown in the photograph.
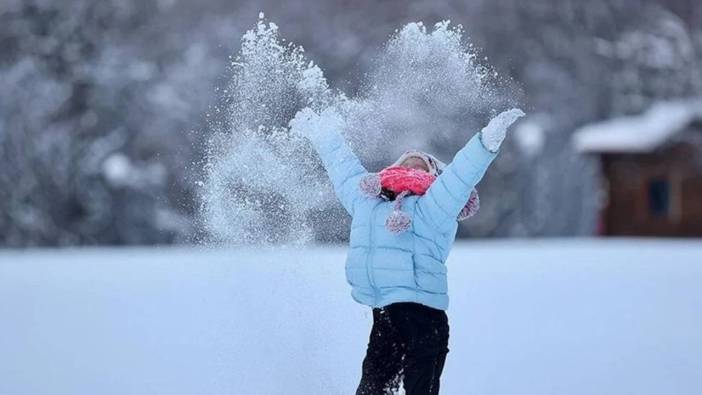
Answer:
[573,99,702,237]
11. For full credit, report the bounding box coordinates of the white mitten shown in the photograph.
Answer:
[479,108,526,153]
[289,106,345,144]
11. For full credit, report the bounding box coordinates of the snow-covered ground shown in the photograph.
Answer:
[1,239,701,395]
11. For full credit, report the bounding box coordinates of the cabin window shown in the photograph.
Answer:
[648,178,670,217]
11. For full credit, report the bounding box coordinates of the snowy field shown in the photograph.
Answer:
[1,239,701,395]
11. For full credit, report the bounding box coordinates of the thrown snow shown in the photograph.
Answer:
[200,17,333,246]
[1,239,701,395]
[572,98,702,153]
[200,17,513,246]
[341,20,509,158]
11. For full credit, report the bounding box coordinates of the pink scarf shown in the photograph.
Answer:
[379,166,436,195]
[359,166,480,234]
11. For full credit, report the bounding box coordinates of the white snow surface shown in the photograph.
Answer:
[1,239,701,395]
[572,98,702,153]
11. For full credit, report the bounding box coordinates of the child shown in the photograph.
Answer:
[289,107,524,394]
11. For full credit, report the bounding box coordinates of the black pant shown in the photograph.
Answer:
[356,302,450,395]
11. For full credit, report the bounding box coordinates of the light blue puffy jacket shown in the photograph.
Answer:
[310,129,497,311]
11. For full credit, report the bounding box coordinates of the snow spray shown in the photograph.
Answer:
[200,14,512,246]
[341,21,507,158]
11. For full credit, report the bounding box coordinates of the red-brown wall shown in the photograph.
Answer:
[601,142,702,236]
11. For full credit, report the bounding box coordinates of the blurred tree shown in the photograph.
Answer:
[0,0,238,245]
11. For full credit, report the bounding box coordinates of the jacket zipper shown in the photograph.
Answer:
[366,202,380,306]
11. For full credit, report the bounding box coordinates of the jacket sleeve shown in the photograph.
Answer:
[416,132,498,232]
[308,128,368,217]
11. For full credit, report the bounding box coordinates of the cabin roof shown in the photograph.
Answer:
[572,98,702,153]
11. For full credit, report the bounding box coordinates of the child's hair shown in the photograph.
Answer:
[380,187,397,201]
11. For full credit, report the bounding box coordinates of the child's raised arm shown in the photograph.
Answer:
[289,107,369,216]
[416,109,525,232]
